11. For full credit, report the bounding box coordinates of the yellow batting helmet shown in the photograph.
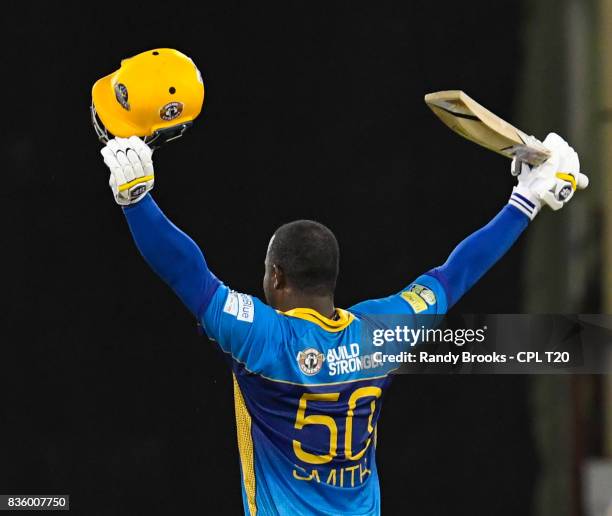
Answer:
[91,48,205,148]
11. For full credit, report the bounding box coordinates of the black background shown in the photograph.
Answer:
[2,2,538,515]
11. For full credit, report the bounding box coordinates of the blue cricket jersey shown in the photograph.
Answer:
[201,275,447,515]
[123,194,529,515]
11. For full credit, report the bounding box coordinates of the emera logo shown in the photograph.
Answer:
[297,348,325,376]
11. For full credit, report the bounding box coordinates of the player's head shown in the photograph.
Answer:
[263,220,339,307]
[91,48,205,149]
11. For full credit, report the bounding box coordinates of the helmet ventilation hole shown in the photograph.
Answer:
[169,87,176,94]
[152,51,159,55]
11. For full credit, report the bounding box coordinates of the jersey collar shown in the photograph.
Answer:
[280,307,355,332]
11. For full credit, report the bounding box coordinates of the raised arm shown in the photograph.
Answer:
[123,194,221,318]
[350,133,588,318]
[101,137,220,318]
[428,132,588,309]
[426,204,528,308]
[100,136,285,370]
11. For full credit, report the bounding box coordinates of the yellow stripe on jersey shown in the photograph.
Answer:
[281,307,355,332]
[233,374,257,515]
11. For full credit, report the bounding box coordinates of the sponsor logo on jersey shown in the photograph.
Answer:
[297,348,325,376]
[327,343,383,376]
[159,101,183,121]
[409,284,436,306]
[400,291,427,313]
[223,291,255,323]
[223,291,239,316]
[237,293,254,323]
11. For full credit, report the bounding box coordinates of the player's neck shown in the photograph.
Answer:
[278,294,336,320]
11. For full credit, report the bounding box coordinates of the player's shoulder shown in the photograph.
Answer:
[348,274,448,317]
[203,283,288,350]
[215,285,276,323]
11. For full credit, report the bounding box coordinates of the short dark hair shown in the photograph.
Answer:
[268,220,339,295]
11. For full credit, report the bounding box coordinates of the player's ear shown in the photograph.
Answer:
[272,264,286,290]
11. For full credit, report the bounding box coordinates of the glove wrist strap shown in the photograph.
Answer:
[508,184,541,221]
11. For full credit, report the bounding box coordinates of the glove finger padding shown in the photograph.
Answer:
[116,149,136,183]
[542,132,571,156]
[101,146,127,185]
[126,149,145,178]
[127,136,152,159]
[101,137,155,206]
[128,136,154,177]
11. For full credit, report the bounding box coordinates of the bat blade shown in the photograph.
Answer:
[424,90,550,166]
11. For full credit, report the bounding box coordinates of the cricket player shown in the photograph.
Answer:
[93,49,588,515]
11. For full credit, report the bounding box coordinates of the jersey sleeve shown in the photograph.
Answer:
[123,194,221,318]
[348,274,448,318]
[200,284,285,372]
[350,202,529,318]
[426,203,529,308]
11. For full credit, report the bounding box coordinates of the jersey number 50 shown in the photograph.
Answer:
[292,386,382,465]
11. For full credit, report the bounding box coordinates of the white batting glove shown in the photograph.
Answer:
[101,137,154,206]
[508,133,589,220]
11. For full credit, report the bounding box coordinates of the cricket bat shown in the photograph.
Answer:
[424,90,550,167]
